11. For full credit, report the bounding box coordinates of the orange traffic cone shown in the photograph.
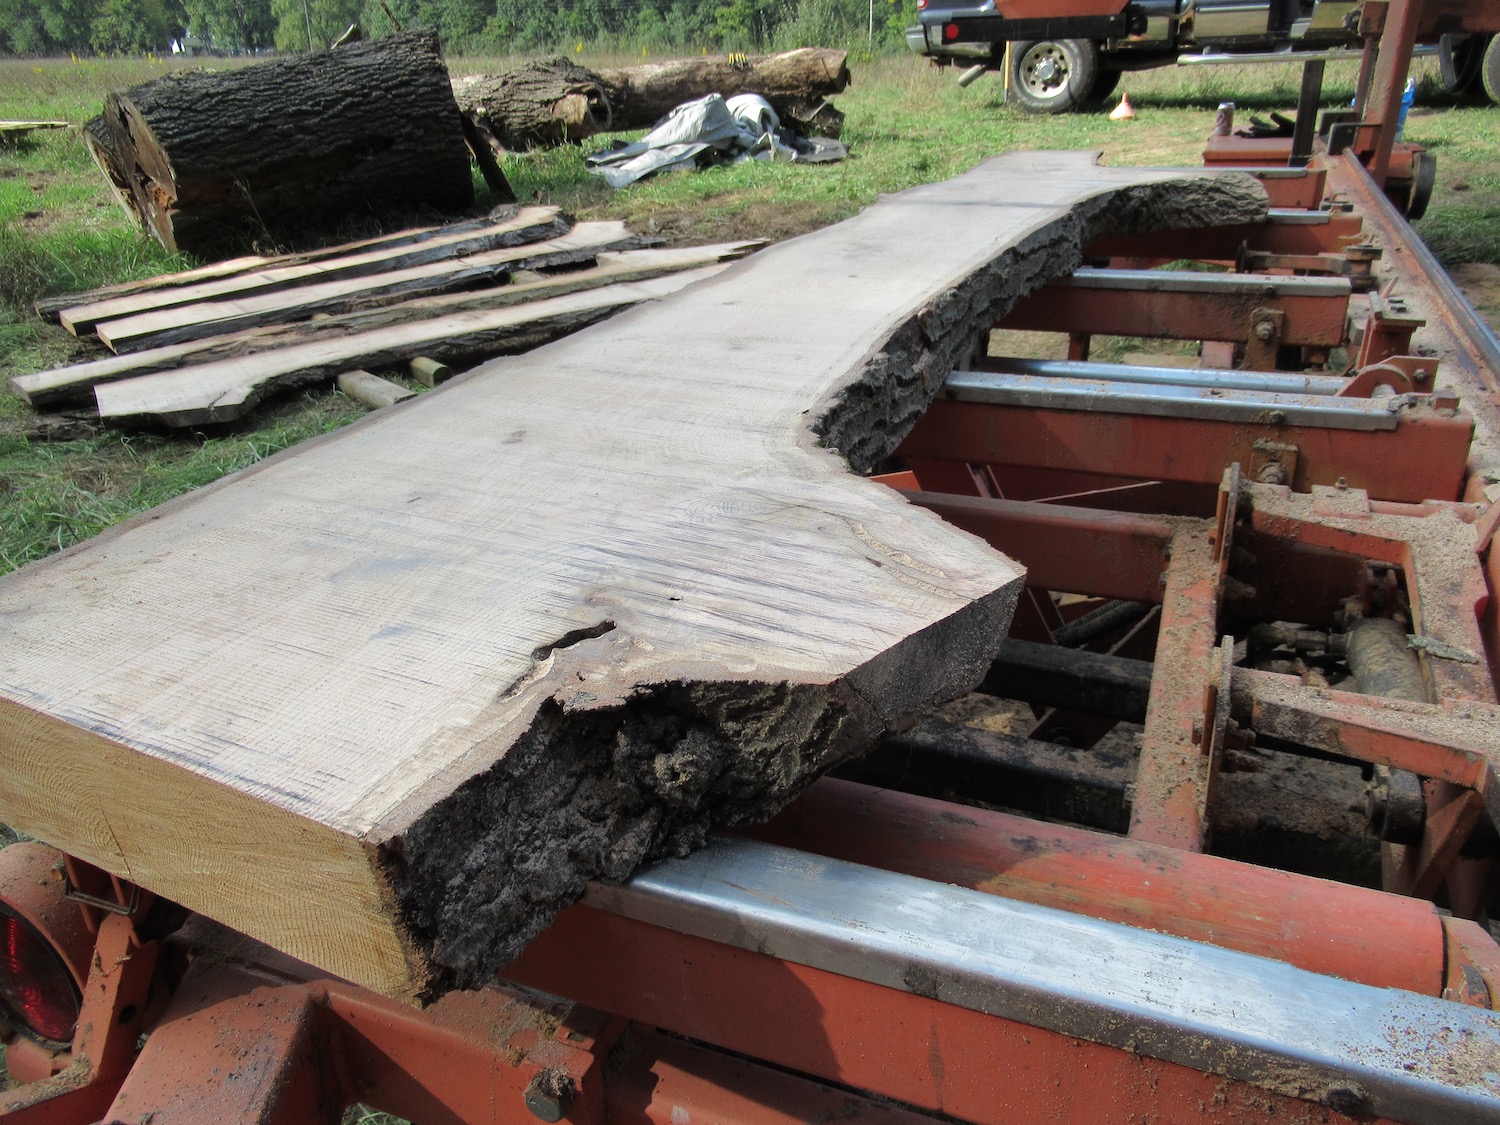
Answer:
[1110,91,1135,121]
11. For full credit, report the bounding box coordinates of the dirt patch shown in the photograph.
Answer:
[627,198,846,248]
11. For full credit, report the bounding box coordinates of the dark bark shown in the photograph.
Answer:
[598,49,851,133]
[451,57,612,152]
[102,31,473,257]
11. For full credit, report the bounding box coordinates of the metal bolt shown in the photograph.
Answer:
[1258,461,1287,485]
[1254,321,1276,342]
[524,1070,575,1123]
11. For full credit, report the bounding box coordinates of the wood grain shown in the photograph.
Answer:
[93,267,730,425]
[91,222,641,353]
[58,208,567,335]
[0,153,1265,1002]
[14,244,763,408]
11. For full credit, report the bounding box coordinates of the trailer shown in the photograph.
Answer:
[3,6,1500,1123]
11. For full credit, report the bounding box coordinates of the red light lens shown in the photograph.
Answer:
[0,910,80,1045]
[917,0,927,9]
[944,23,960,40]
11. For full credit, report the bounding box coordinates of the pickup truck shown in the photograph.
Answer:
[908,0,1500,113]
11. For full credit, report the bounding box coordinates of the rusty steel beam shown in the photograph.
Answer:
[997,269,1351,346]
[898,397,1474,504]
[902,490,1173,602]
[1084,211,1367,263]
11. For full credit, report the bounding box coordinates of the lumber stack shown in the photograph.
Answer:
[93,31,473,255]
[0,154,1267,1003]
[18,208,764,428]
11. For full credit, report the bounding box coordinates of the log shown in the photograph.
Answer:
[81,115,138,227]
[451,57,612,152]
[598,48,851,134]
[91,221,639,354]
[337,370,415,409]
[102,30,473,256]
[0,154,1265,1003]
[14,243,764,408]
[93,268,727,426]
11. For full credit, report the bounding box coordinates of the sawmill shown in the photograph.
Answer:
[3,0,1500,1120]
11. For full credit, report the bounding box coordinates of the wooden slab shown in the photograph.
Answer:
[13,243,764,409]
[33,220,467,320]
[0,153,1265,1003]
[57,207,568,335]
[91,222,641,353]
[94,267,730,426]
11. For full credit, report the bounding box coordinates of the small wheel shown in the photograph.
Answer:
[1089,66,1122,104]
[1406,150,1437,221]
[1008,39,1100,114]
[1483,34,1500,105]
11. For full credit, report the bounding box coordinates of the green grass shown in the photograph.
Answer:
[1,50,1498,576]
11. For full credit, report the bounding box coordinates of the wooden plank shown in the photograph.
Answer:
[33,219,477,320]
[13,244,764,409]
[337,371,415,409]
[91,222,641,354]
[0,153,1266,1003]
[94,268,729,426]
[57,207,568,335]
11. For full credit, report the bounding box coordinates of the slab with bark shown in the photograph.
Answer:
[92,222,642,354]
[94,267,729,425]
[0,154,1265,1004]
[58,208,568,335]
[15,243,764,409]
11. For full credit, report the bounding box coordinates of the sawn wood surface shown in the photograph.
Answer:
[0,153,1266,1003]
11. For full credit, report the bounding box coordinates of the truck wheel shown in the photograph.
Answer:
[1008,39,1099,114]
[1483,35,1500,105]
[1439,34,1486,95]
[1090,67,1122,104]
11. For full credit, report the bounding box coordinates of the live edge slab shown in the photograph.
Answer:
[0,153,1266,1003]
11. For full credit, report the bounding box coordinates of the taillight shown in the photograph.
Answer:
[944,23,960,40]
[917,0,927,8]
[0,908,80,1046]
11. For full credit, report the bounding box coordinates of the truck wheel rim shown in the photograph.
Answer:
[1019,43,1071,98]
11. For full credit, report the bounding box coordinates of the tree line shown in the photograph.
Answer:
[0,0,917,58]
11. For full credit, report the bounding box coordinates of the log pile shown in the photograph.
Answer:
[91,31,476,256]
[0,155,1267,1004]
[452,48,851,157]
[18,208,763,428]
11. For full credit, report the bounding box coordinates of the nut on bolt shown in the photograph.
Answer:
[524,1069,576,1122]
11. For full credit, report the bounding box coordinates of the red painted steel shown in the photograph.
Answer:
[898,399,1475,504]
[998,275,1350,345]
[745,778,1447,994]
[507,907,1389,1125]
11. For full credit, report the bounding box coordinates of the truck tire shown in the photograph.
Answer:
[1483,34,1500,105]
[1091,67,1122,103]
[1439,33,1486,95]
[1008,39,1099,114]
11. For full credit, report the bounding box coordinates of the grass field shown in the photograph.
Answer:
[2,50,1497,574]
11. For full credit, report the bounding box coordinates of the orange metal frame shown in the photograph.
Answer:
[7,24,1500,1119]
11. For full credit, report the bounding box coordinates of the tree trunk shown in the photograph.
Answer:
[599,48,851,134]
[451,57,612,152]
[449,49,852,154]
[102,30,473,257]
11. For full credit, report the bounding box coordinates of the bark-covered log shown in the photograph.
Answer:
[102,31,473,257]
[599,48,851,133]
[451,57,612,152]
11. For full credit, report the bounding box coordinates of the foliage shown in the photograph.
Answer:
[183,0,275,50]
[272,0,362,51]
